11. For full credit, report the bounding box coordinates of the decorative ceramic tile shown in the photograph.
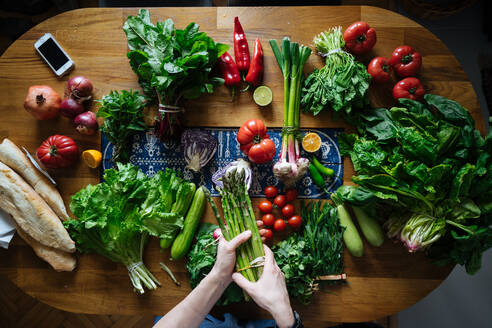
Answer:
[102,127,343,199]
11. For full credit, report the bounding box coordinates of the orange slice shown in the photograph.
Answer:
[302,132,321,153]
[82,149,102,168]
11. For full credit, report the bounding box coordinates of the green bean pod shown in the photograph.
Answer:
[312,156,334,177]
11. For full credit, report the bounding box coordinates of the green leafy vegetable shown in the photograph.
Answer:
[273,201,345,304]
[65,163,189,293]
[186,223,245,305]
[339,94,492,274]
[123,9,228,140]
[301,27,371,121]
[97,90,148,163]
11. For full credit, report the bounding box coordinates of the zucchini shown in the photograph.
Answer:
[170,186,207,260]
[337,204,364,257]
[352,206,384,247]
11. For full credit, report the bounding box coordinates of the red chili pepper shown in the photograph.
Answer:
[390,45,422,77]
[367,57,391,84]
[244,38,264,87]
[218,52,241,87]
[343,21,377,55]
[234,17,250,72]
[393,77,425,101]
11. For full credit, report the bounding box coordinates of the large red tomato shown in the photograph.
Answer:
[37,135,79,168]
[236,119,276,164]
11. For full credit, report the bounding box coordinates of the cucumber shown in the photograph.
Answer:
[352,206,384,247]
[337,204,364,257]
[170,186,207,260]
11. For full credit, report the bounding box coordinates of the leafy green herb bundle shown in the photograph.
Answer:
[97,90,147,163]
[301,27,371,121]
[123,9,228,140]
[186,223,245,306]
[273,201,345,304]
[65,163,194,294]
[338,94,492,274]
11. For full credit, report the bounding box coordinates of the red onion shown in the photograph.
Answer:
[68,76,93,103]
[74,111,98,135]
[60,97,85,118]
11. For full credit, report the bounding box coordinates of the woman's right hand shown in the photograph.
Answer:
[232,244,295,328]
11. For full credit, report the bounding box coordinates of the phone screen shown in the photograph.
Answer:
[38,38,70,71]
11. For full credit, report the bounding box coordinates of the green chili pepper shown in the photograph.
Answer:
[312,156,334,177]
[309,162,327,193]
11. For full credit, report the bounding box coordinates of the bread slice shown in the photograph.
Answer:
[0,138,69,220]
[15,222,76,272]
[0,161,75,253]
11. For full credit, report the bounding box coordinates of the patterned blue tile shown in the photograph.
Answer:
[102,127,343,199]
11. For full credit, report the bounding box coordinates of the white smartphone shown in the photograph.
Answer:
[34,33,74,76]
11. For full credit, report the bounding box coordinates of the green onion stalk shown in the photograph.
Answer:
[269,37,312,187]
[208,169,265,285]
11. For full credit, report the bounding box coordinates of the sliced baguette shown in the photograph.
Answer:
[0,138,69,220]
[0,161,75,253]
[15,222,76,272]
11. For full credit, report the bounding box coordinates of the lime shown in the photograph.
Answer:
[253,86,273,107]
[302,132,322,153]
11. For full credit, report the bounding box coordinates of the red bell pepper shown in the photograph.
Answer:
[218,51,241,100]
[234,17,250,72]
[244,38,264,87]
[393,77,425,101]
[367,57,391,84]
[343,21,377,55]
[390,45,422,77]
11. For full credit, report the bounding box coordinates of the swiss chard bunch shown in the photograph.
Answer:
[186,223,245,306]
[97,90,148,164]
[273,201,345,304]
[301,27,371,121]
[339,94,492,274]
[123,9,228,140]
[65,163,190,294]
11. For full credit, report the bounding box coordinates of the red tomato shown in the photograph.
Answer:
[37,135,78,169]
[281,204,295,218]
[258,200,273,213]
[262,213,275,226]
[236,119,276,164]
[273,219,286,232]
[288,215,302,229]
[367,57,391,83]
[264,186,278,198]
[263,229,273,240]
[343,21,377,55]
[393,77,425,101]
[389,45,422,77]
[285,189,298,202]
[274,195,287,208]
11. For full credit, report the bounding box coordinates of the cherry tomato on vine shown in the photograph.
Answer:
[285,189,298,202]
[262,213,275,226]
[264,186,278,198]
[273,219,286,232]
[263,229,273,240]
[281,204,295,218]
[274,195,287,208]
[288,215,302,229]
[258,200,273,213]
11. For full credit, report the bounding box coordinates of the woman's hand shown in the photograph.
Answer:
[210,230,252,284]
[232,245,295,328]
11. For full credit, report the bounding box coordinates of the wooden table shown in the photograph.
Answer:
[0,6,485,326]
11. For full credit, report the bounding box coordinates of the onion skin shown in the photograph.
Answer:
[68,76,93,102]
[74,111,98,135]
[60,97,85,118]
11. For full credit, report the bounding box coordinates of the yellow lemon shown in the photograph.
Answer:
[82,149,102,168]
[302,132,321,153]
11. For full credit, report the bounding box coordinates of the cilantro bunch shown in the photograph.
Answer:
[123,9,228,140]
[339,94,492,274]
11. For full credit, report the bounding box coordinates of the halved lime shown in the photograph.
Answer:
[253,85,273,107]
